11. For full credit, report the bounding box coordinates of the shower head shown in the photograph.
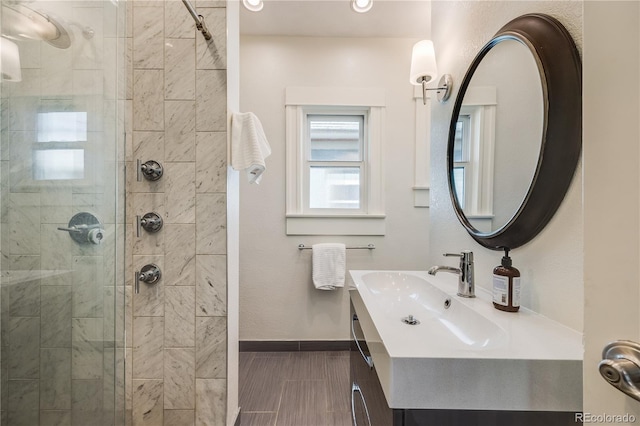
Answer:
[1,3,72,49]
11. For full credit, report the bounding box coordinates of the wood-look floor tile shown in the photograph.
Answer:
[319,411,352,426]
[275,380,327,426]
[239,356,288,411]
[286,352,327,380]
[239,352,256,387]
[239,351,353,426]
[254,352,293,358]
[323,351,350,358]
[240,412,277,426]
[325,356,350,413]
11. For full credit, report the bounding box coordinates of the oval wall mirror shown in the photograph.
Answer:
[447,13,582,250]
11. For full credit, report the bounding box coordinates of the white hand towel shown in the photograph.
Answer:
[231,112,272,184]
[312,243,346,290]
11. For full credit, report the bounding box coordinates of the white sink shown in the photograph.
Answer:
[349,270,583,411]
[362,271,507,350]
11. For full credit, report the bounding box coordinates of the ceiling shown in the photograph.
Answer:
[239,0,432,38]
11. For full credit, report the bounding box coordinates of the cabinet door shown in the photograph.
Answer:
[350,302,393,426]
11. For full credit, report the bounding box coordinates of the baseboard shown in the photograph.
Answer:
[239,340,351,352]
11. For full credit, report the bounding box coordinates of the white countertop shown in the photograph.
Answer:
[349,270,583,411]
[350,269,583,361]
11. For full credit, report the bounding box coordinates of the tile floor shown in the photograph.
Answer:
[239,351,352,426]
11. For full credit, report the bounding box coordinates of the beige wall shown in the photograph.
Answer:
[239,36,430,341]
[126,1,230,424]
[583,1,640,418]
[430,1,584,332]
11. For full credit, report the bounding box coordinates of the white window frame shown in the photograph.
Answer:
[285,87,385,236]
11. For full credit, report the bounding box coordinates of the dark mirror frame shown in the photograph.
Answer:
[447,13,582,250]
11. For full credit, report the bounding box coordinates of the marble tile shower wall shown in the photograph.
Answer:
[0,1,125,425]
[126,1,228,425]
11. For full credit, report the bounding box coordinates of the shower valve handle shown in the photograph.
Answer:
[57,212,104,245]
[136,212,164,237]
[135,264,161,294]
[137,159,163,182]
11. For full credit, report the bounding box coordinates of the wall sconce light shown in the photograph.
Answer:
[242,0,264,12]
[0,37,22,82]
[351,0,373,13]
[409,40,452,105]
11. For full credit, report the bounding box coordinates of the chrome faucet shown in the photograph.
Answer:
[428,251,475,298]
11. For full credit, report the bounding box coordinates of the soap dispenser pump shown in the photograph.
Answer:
[492,248,520,312]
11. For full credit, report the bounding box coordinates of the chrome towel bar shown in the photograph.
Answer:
[297,244,375,250]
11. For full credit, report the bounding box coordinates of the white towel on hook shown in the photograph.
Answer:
[312,243,346,290]
[231,112,272,184]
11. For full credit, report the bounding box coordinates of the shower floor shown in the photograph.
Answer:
[239,351,351,426]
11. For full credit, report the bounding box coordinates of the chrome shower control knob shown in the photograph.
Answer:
[135,264,161,294]
[87,228,104,244]
[57,212,104,245]
[138,264,161,283]
[136,212,163,236]
[137,159,163,181]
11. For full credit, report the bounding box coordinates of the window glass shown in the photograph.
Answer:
[309,115,363,161]
[453,115,470,162]
[453,167,465,209]
[37,112,87,142]
[309,166,361,209]
[33,149,85,180]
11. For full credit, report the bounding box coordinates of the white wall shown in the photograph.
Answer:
[430,1,584,331]
[583,1,640,418]
[239,36,430,341]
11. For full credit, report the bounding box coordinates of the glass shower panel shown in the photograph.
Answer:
[0,0,126,424]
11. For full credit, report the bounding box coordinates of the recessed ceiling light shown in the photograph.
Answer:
[351,0,373,13]
[243,0,264,12]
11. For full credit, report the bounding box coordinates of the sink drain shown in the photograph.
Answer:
[401,315,420,325]
[444,298,451,309]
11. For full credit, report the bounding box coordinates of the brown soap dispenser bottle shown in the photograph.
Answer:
[492,248,520,312]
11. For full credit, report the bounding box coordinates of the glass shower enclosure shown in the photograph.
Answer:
[0,0,126,424]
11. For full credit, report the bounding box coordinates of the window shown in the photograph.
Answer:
[33,111,87,181]
[306,114,365,211]
[454,86,497,232]
[453,114,471,210]
[37,111,87,143]
[285,87,385,235]
[33,149,85,180]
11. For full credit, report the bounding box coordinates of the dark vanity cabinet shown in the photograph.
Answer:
[348,299,580,426]
[350,302,394,426]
